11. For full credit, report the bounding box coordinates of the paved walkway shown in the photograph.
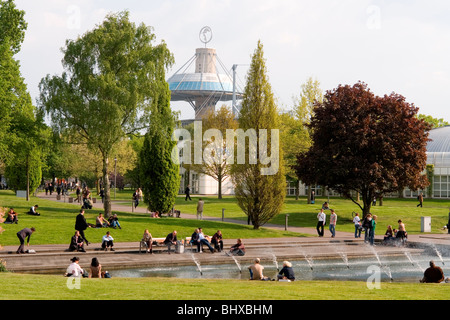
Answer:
[1,192,449,274]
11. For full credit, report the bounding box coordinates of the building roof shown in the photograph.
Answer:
[168,72,237,101]
[427,126,450,153]
[427,126,450,167]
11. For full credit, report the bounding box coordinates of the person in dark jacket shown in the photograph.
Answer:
[75,209,90,245]
[190,228,200,252]
[16,227,35,254]
[185,185,192,201]
[164,230,179,254]
[69,230,86,252]
[277,261,296,281]
[211,230,224,252]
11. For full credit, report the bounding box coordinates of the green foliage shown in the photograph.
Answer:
[38,10,174,217]
[0,0,27,54]
[231,40,286,229]
[4,147,42,193]
[417,114,449,129]
[140,62,179,214]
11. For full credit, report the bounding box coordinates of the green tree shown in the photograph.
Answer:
[231,41,286,229]
[0,0,46,198]
[282,76,322,200]
[39,11,173,217]
[0,0,30,162]
[417,114,449,129]
[139,68,179,213]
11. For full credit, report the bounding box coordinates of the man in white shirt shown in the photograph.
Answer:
[198,228,214,253]
[101,231,115,251]
[316,208,326,237]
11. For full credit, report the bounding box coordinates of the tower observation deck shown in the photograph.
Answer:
[167,27,243,119]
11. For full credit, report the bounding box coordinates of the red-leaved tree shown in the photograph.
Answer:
[294,82,431,217]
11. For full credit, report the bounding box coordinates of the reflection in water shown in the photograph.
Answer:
[111,254,448,283]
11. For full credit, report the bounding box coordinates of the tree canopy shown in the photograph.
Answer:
[231,41,286,229]
[39,11,174,217]
[295,82,431,217]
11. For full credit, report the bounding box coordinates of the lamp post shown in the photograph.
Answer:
[114,157,117,200]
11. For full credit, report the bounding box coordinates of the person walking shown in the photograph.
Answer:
[185,184,192,201]
[75,209,90,246]
[417,192,424,207]
[196,198,204,220]
[329,209,337,238]
[316,208,326,237]
[16,227,35,254]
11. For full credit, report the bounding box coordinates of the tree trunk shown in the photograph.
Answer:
[102,155,112,218]
[217,173,222,199]
[361,190,373,218]
[307,185,312,204]
[26,153,30,202]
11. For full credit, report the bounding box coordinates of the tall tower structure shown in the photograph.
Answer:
[167,27,243,119]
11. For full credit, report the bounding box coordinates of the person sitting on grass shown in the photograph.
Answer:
[108,214,121,229]
[96,213,110,228]
[4,208,18,224]
[248,258,270,281]
[28,205,40,216]
[65,256,87,277]
[277,261,295,281]
[420,260,445,283]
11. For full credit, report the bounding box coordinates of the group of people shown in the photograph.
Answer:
[352,212,378,245]
[72,209,120,252]
[139,227,246,257]
[316,203,338,238]
[248,258,296,282]
[3,205,40,226]
[383,219,408,244]
[65,256,111,278]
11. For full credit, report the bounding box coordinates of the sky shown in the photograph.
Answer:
[14,0,450,121]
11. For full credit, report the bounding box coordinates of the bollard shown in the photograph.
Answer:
[285,214,289,231]
[222,208,225,222]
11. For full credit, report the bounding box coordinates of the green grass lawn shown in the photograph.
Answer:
[0,190,302,246]
[3,190,448,247]
[1,273,449,300]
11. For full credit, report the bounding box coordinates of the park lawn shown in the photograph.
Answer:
[0,191,303,247]
[1,272,449,300]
